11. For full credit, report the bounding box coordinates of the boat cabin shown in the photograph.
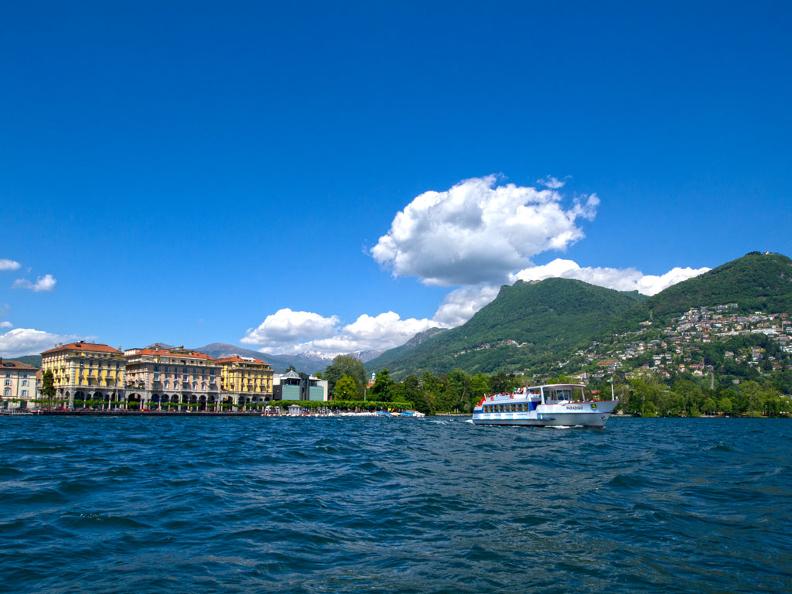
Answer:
[478,384,587,413]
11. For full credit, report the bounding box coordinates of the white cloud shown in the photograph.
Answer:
[342,312,437,350]
[240,175,713,358]
[13,274,57,292]
[634,267,712,296]
[432,284,501,327]
[537,175,566,189]
[371,175,599,286]
[514,258,710,296]
[0,259,21,271]
[241,309,438,357]
[0,328,80,358]
[0,321,12,329]
[241,308,339,349]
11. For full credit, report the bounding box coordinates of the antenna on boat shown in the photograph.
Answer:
[610,375,615,401]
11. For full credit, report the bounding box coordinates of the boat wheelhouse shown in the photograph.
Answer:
[472,383,618,428]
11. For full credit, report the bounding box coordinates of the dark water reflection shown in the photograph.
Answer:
[0,416,789,592]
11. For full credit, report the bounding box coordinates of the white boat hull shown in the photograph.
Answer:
[472,401,618,428]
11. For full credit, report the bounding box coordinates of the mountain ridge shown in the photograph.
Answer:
[367,252,792,377]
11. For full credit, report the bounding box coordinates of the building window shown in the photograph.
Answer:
[21,379,28,386]
[3,388,9,396]
[22,390,27,397]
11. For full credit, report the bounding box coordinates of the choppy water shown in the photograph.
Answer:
[0,416,790,593]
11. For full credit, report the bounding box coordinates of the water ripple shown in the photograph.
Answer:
[0,416,790,592]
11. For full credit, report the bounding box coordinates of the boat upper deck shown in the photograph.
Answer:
[479,384,587,405]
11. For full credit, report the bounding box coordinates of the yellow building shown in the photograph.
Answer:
[218,355,274,406]
[40,341,126,409]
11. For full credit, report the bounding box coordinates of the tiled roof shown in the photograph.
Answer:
[0,359,37,370]
[132,348,216,361]
[216,355,270,366]
[41,341,122,355]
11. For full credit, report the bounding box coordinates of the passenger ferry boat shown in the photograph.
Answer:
[472,383,618,428]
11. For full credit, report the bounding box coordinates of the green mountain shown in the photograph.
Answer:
[368,278,645,376]
[368,252,792,377]
[644,251,792,320]
[10,355,41,368]
[366,327,447,371]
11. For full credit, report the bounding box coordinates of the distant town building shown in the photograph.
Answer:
[0,359,38,410]
[273,371,328,401]
[124,347,222,411]
[41,341,126,409]
[217,355,274,407]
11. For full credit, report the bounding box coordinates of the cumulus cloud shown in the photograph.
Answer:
[241,308,339,350]
[371,175,599,286]
[432,284,501,327]
[239,175,713,357]
[0,328,80,358]
[13,274,57,292]
[241,309,438,357]
[514,258,710,296]
[634,267,712,296]
[0,259,21,271]
[0,321,12,329]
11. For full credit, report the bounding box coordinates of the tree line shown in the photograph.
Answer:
[319,355,792,416]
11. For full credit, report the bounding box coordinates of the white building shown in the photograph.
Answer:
[1,359,38,410]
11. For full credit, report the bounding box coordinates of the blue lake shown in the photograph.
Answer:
[0,416,790,592]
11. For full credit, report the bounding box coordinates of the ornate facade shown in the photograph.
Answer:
[124,347,222,411]
[40,341,126,409]
[217,355,274,407]
[37,343,277,411]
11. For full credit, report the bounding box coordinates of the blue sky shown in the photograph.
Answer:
[1,1,790,357]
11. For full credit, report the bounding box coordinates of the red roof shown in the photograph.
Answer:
[216,355,270,366]
[0,359,37,370]
[41,341,122,355]
[131,348,216,361]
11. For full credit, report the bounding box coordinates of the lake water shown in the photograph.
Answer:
[0,416,790,593]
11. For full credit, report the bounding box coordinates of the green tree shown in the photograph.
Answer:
[718,396,733,415]
[393,375,434,414]
[370,369,395,402]
[41,370,56,409]
[333,374,359,400]
[702,397,717,415]
[324,355,366,396]
[490,372,520,393]
[470,373,491,398]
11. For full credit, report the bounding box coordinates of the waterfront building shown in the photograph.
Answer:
[217,355,273,408]
[124,347,221,411]
[0,359,38,410]
[41,341,126,409]
[273,371,328,401]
